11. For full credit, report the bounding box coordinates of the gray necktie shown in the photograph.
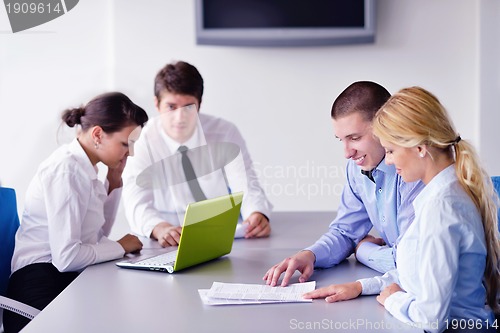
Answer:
[178,145,207,202]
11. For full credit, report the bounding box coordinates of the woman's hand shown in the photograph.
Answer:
[303,281,362,303]
[376,283,403,305]
[117,234,143,254]
[107,158,127,193]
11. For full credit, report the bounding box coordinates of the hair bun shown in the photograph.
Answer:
[62,107,84,128]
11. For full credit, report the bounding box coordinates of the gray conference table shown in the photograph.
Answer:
[20,212,421,333]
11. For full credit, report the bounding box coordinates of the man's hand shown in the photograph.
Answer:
[243,212,271,238]
[151,222,182,247]
[303,281,362,303]
[355,234,386,254]
[263,250,315,287]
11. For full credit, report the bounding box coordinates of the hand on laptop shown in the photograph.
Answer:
[243,212,271,238]
[263,250,315,287]
[151,222,182,247]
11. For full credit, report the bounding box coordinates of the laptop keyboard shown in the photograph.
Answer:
[136,251,177,266]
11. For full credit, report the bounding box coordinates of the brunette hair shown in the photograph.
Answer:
[62,92,148,132]
[154,61,204,105]
[331,81,390,121]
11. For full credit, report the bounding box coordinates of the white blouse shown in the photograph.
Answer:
[11,139,125,273]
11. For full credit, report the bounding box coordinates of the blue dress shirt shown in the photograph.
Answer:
[306,159,423,272]
[358,165,494,332]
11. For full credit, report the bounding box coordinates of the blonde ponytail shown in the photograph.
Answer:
[454,140,500,313]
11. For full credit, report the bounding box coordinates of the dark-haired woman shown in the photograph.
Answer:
[4,92,149,333]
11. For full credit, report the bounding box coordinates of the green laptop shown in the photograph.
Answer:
[116,192,243,273]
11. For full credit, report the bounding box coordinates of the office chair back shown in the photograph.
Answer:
[492,176,500,232]
[0,187,40,330]
[493,177,500,329]
[0,187,19,297]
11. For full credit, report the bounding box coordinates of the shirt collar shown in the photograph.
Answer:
[374,158,393,174]
[360,158,392,182]
[158,120,202,153]
[70,139,98,180]
[414,164,455,209]
[361,169,375,183]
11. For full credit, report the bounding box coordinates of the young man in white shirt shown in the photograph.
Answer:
[122,61,272,246]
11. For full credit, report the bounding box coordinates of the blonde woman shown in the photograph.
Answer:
[304,87,499,332]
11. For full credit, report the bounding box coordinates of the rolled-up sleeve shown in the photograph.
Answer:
[355,242,395,273]
[306,165,373,268]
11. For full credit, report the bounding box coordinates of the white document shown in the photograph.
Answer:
[200,281,316,305]
[198,290,282,305]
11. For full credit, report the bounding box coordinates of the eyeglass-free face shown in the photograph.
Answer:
[155,91,199,144]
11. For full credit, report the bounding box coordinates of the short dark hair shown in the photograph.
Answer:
[154,61,204,105]
[331,81,390,122]
[61,92,148,133]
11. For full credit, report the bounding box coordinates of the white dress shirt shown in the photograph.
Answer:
[11,139,125,274]
[122,113,273,237]
[357,165,494,332]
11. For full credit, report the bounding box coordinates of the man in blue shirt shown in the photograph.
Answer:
[263,81,424,287]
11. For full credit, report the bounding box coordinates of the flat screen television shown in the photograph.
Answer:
[195,0,376,47]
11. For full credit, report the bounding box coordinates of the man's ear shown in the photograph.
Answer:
[154,96,160,113]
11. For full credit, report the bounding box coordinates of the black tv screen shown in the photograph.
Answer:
[195,0,376,47]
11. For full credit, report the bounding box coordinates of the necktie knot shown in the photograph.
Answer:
[178,145,188,154]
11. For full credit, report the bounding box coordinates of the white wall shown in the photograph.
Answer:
[478,0,500,175]
[0,0,498,238]
[0,0,114,201]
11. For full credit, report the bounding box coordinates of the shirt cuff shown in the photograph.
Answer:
[130,215,165,238]
[382,291,418,328]
[304,244,326,267]
[384,291,405,312]
[355,241,379,265]
[240,202,273,222]
[93,237,126,263]
[145,217,166,239]
[357,277,383,295]
[356,242,396,273]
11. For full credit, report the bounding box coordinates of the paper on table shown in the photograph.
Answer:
[202,281,315,304]
[198,290,284,305]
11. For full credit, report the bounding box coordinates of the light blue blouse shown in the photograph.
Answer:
[306,159,423,273]
[358,165,494,332]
